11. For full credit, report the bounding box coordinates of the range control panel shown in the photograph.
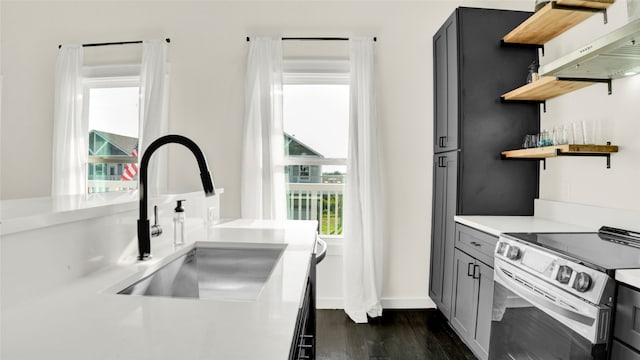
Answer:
[496,236,614,305]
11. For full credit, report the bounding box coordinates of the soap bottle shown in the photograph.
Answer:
[173,200,186,246]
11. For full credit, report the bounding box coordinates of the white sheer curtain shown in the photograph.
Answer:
[240,37,287,220]
[51,45,85,196]
[343,37,384,323]
[138,40,169,194]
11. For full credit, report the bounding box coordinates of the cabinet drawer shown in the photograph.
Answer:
[615,284,640,351]
[611,339,640,360]
[455,223,497,267]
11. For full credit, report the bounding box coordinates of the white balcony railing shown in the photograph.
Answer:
[87,180,137,193]
[287,182,344,236]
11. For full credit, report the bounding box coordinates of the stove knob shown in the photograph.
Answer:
[496,242,508,255]
[556,265,573,284]
[573,272,592,292]
[506,245,521,260]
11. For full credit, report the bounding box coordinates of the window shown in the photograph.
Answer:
[83,65,140,194]
[283,60,349,237]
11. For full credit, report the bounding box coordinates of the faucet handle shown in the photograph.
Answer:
[151,205,163,237]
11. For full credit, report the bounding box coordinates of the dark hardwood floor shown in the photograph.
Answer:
[316,309,476,360]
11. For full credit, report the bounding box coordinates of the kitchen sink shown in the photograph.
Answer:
[118,243,286,301]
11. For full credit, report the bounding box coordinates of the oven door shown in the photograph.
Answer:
[489,258,610,360]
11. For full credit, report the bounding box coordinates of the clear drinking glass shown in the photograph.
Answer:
[572,122,585,144]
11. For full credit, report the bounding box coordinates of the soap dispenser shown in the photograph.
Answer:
[173,200,186,246]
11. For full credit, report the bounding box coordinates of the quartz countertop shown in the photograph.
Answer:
[454,215,594,237]
[1,219,317,360]
[455,215,640,289]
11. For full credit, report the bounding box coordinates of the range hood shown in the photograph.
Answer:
[541,19,640,79]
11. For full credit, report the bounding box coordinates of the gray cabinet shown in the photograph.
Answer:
[612,284,640,360]
[451,249,477,338]
[289,254,316,360]
[429,152,458,318]
[430,7,539,321]
[434,12,458,154]
[450,223,496,360]
[612,340,640,360]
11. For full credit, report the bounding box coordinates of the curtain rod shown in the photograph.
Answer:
[58,38,170,49]
[246,36,377,42]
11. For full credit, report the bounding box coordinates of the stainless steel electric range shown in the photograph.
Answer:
[489,226,640,360]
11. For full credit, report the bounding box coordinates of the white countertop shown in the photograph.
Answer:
[454,215,594,237]
[1,219,317,360]
[455,215,640,289]
[616,269,640,290]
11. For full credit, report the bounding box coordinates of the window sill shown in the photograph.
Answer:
[0,189,224,236]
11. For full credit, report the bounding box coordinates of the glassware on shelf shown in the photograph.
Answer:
[538,130,553,147]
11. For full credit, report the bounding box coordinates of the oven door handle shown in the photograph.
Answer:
[495,266,596,327]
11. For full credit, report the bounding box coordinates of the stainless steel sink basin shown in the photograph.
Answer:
[118,243,286,301]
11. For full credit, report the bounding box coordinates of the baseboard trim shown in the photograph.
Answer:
[382,297,436,309]
[317,297,437,310]
[317,297,344,309]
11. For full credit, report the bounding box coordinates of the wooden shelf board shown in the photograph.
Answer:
[556,0,614,10]
[501,144,619,159]
[503,0,613,45]
[501,76,595,101]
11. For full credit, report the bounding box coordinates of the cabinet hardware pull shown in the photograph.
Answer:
[473,264,480,280]
[438,156,447,168]
[439,136,447,148]
[469,241,481,247]
[467,262,474,277]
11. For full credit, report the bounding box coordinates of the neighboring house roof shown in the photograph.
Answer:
[285,133,324,157]
[90,130,137,156]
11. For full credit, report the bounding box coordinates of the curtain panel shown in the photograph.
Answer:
[139,40,169,195]
[240,37,287,220]
[51,45,86,196]
[343,37,384,323]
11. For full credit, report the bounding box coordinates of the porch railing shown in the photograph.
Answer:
[87,180,137,193]
[287,182,344,236]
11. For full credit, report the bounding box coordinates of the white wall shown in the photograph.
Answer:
[1,0,533,307]
[538,0,640,212]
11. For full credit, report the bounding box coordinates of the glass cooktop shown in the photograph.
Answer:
[502,227,640,274]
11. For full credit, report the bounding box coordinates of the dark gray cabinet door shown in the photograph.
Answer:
[615,285,640,351]
[433,11,458,154]
[451,249,476,340]
[472,261,494,360]
[429,152,458,319]
[611,340,640,360]
[451,231,494,360]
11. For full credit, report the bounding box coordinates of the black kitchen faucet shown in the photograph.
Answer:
[137,134,215,260]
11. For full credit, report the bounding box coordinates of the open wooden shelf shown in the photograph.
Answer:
[501,76,596,101]
[502,0,614,45]
[502,144,618,159]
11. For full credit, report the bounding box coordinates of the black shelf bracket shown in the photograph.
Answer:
[551,2,608,24]
[554,149,612,168]
[499,39,545,56]
[557,77,612,95]
[500,97,547,112]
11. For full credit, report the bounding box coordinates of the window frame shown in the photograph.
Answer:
[283,59,349,239]
[83,64,141,193]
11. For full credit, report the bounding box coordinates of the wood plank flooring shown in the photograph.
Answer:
[316,309,476,360]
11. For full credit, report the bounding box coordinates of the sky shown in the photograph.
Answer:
[283,84,349,159]
[88,87,140,138]
[87,84,349,158]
